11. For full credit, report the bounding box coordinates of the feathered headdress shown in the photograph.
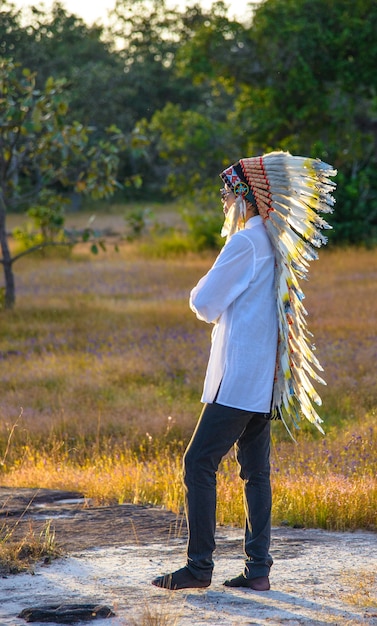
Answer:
[220,151,337,436]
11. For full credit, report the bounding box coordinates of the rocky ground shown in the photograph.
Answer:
[0,487,376,626]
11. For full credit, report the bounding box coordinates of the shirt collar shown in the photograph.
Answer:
[244,215,263,229]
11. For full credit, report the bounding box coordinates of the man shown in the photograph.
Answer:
[152,151,336,591]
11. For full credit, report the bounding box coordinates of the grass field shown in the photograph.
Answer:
[0,215,376,532]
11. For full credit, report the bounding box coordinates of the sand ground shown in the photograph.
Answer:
[0,488,376,626]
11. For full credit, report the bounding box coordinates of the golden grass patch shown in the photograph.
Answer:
[0,243,376,531]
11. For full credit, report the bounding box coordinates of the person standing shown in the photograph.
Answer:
[152,151,337,591]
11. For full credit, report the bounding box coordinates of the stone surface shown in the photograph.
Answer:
[1,488,376,626]
[0,486,184,551]
[18,604,115,623]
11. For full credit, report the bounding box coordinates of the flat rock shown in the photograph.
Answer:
[18,604,115,623]
[0,487,185,550]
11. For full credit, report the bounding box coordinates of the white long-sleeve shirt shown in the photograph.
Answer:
[189,215,278,412]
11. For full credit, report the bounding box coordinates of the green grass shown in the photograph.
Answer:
[0,236,376,532]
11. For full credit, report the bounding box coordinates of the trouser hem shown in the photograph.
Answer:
[186,563,213,582]
[244,565,272,579]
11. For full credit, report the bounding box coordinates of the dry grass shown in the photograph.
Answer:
[0,238,376,531]
[0,519,61,575]
[129,603,180,626]
[339,571,377,608]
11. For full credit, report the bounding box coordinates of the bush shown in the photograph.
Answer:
[124,206,153,240]
[12,225,72,259]
[181,208,223,251]
[140,230,192,257]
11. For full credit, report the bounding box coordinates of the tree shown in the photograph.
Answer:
[108,0,203,123]
[142,0,377,242]
[141,102,238,197]
[1,2,128,131]
[2,0,377,242]
[174,1,251,86]
[0,59,127,309]
[231,0,377,242]
[0,1,221,198]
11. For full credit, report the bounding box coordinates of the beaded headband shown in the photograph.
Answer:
[220,163,258,208]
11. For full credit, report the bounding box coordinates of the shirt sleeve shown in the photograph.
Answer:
[189,232,256,323]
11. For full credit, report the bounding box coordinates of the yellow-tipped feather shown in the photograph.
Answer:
[221,150,336,435]
[260,152,336,434]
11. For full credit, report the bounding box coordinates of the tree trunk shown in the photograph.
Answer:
[0,191,15,309]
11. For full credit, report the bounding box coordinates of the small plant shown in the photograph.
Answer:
[130,603,180,626]
[27,190,68,244]
[0,519,61,575]
[12,190,70,258]
[124,206,152,240]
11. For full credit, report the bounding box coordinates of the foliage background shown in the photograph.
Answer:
[1,0,377,244]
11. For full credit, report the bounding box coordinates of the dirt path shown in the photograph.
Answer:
[1,488,376,625]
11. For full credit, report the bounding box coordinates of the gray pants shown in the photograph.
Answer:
[183,402,273,581]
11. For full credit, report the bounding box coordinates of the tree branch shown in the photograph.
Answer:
[0,240,75,265]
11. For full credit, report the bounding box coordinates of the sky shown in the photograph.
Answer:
[14,0,258,25]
